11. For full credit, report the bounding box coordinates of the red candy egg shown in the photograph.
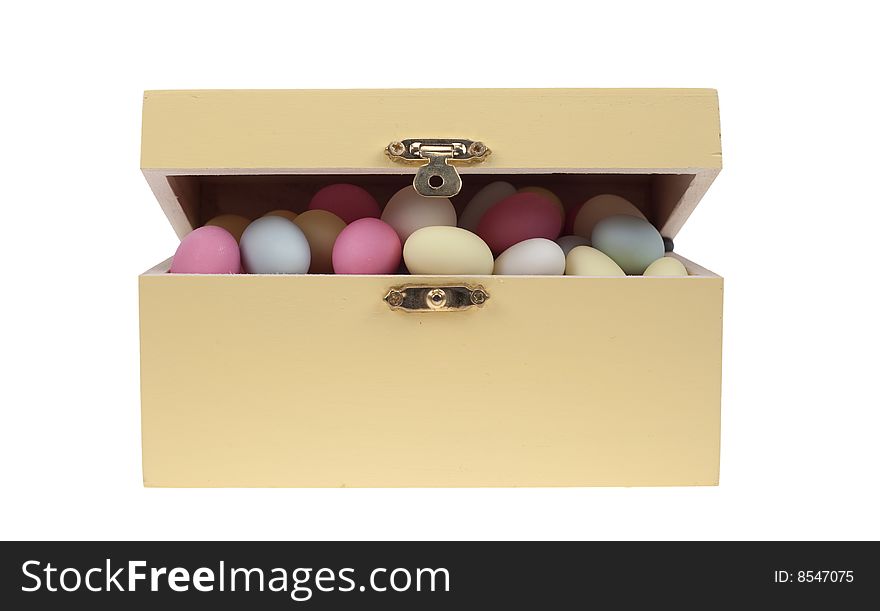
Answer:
[308,183,381,224]
[476,192,563,255]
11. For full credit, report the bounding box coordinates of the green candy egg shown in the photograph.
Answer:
[591,215,664,275]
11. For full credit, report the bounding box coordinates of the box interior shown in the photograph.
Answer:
[166,172,694,235]
[146,171,720,277]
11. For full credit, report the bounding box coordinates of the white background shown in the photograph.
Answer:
[1,1,878,540]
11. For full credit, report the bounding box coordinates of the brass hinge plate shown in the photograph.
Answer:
[386,139,490,198]
[384,285,489,312]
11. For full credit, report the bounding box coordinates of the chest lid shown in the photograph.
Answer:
[141,89,721,238]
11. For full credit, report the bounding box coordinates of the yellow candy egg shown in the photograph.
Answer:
[403,226,493,275]
[565,246,625,276]
[643,256,689,276]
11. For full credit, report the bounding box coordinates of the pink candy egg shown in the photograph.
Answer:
[332,218,401,274]
[308,183,381,224]
[170,226,241,274]
[476,192,563,255]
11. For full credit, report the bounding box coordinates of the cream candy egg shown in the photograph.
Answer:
[556,235,591,257]
[573,194,646,238]
[459,181,516,231]
[170,226,241,274]
[643,256,689,276]
[205,214,251,242]
[293,210,346,273]
[565,246,625,276]
[403,226,493,275]
[240,216,311,274]
[381,185,457,242]
[591,215,664,275]
[494,238,565,275]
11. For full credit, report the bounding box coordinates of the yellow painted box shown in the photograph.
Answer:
[139,89,723,487]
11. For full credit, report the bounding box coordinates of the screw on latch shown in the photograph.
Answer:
[468,141,487,157]
[388,141,406,157]
[470,289,487,305]
[386,290,404,307]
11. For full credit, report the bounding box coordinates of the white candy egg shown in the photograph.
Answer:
[494,238,565,275]
[381,185,456,242]
[240,216,311,274]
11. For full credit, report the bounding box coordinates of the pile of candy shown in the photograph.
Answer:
[170,181,688,276]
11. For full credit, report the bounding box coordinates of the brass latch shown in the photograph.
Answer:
[386,139,490,197]
[384,285,489,312]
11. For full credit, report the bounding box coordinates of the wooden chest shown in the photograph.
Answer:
[139,89,723,487]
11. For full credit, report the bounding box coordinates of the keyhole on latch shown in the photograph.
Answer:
[428,174,444,189]
[426,288,447,309]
